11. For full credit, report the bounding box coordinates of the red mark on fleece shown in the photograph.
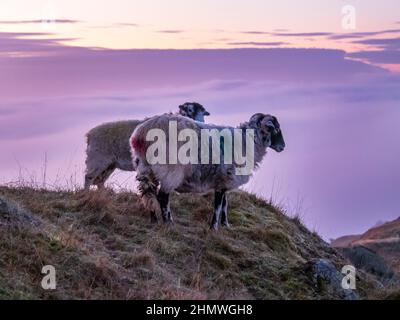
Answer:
[131,136,146,156]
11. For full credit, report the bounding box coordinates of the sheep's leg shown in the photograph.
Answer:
[220,193,230,227]
[84,162,115,190]
[210,190,225,230]
[84,174,93,190]
[93,164,116,189]
[157,191,173,223]
[84,167,98,190]
[84,170,104,190]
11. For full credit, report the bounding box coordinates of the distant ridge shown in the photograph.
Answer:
[332,217,400,275]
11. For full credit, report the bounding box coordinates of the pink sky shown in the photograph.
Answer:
[0,1,399,239]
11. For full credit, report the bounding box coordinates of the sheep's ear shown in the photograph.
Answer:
[179,104,188,116]
[204,111,210,116]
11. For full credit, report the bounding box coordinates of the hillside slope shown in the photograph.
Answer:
[331,235,361,248]
[332,218,400,275]
[358,218,400,242]
[0,186,375,300]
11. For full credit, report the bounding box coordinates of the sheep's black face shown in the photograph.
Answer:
[179,102,210,123]
[250,113,286,152]
[269,118,285,153]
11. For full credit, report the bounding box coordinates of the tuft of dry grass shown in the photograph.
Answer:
[121,249,155,269]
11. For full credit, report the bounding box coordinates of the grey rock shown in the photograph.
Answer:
[312,258,359,300]
[0,196,40,227]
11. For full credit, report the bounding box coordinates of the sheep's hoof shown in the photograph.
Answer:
[210,224,219,231]
[222,222,230,228]
[161,211,174,224]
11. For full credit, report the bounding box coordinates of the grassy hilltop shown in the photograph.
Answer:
[0,186,381,299]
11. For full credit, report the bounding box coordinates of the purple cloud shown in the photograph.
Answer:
[240,31,270,35]
[0,32,81,55]
[347,50,400,64]
[0,32,386,103]
[272,32,333,37]
[329,29,400,40]
[0,32,51,37]
[114,22,139,27]
[0,19,81,24]
[240,31,332,37]
[227,41,287,46]
[157,30,183,34]
[347,37,400,64]
[240,29,400,40]
[353,37,400,50]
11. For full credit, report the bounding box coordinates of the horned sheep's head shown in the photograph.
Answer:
[179,102,210,123]
[249,113,286,152]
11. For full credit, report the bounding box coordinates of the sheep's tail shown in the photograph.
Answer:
[131,127,161,216]
[136,171,160,216]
